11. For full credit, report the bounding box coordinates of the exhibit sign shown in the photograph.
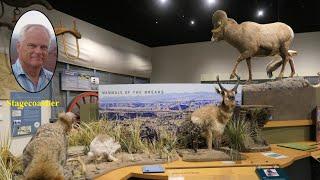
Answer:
[99,84,242,120]
[10,92,42,137]
[10,90,50,137]
[256,167,289,179]
[61,70,99,91]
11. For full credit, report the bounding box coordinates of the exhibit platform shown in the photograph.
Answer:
[95,142,320,180]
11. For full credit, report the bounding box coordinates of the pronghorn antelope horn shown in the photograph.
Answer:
[216,75,227,91]
[232,75,241,92]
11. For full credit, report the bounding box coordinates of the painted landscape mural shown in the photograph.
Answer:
[99,84,242,121]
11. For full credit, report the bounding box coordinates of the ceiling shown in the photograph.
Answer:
[47,0,320,47]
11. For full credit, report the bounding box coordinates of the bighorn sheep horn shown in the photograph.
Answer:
[212,10,227,26]
[212,25,222,33]
[216,75,227,91]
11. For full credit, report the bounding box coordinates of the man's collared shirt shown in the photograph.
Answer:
[12,59,53,92]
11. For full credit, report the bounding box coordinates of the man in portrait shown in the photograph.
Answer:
[12,24,53,92]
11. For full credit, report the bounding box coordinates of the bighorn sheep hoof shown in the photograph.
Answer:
[290,73,295,78]
[276,73,284,80]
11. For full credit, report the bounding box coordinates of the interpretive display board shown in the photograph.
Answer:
[10,90,51,137]
[10,92,42,137]
[61,70,99,91]
[99,84,242,120]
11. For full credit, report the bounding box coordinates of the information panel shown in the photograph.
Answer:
[10,91,49,137]
[61,70,99,91]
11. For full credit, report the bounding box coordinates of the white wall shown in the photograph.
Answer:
[151,31,320,82]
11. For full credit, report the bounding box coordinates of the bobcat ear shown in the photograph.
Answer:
[58,112,75,132]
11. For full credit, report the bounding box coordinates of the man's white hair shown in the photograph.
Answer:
[19,24,52,48]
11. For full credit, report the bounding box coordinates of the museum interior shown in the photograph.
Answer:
[0,0,320,179]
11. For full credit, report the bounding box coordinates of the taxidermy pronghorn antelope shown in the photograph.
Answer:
[191,75,240,149]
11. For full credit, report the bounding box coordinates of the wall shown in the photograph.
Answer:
[151,31,320,83]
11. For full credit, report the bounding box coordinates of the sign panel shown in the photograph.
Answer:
[7,92,43,136]
[61,70,99,91]
[10,90,50,137]
[99,84,242,121]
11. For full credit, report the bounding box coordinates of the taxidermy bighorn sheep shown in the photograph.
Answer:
[191,75,240,149]
[211,10,297,81]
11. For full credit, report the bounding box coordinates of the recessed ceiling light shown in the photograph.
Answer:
[190,20,195,25]
[257,9,264,17]
[156,21,158,24]
[160,0,167,4]
[207,0,216,5]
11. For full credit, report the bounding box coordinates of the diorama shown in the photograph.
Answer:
[0,1,320,180]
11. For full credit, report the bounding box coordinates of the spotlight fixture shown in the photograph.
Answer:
[160,0,167,4]
[257,9,264,17]
[207,0,216,5]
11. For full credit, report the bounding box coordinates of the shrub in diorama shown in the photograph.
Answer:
[176,119,206,151]
[153,127,178,160]
[116,120,146,154]
[0,133,23,180]
[237,106,273,147]
[223,116,252,152]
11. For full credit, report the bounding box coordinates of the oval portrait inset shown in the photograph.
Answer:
[10,10,57,93]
